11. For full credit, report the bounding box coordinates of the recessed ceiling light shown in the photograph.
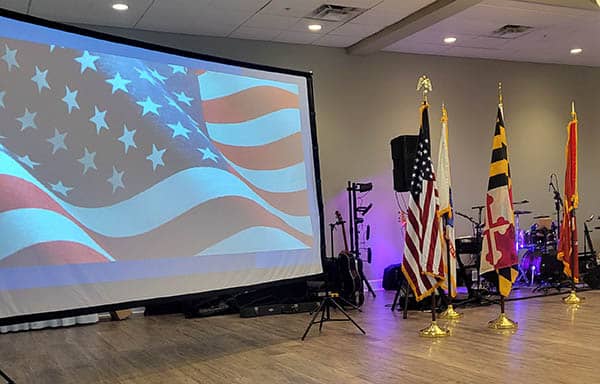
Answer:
[443,36,457,44]
[308,24,322,32]
[112,3,129,11]
[570,48,583,55]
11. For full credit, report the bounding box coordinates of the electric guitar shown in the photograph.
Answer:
[335,211,365,307]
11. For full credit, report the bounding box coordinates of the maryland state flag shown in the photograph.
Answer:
[480,106,519,297]
[437,105,457,298]
[557,107,579,282]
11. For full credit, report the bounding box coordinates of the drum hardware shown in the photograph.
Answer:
[579,217,598,280]
[514,210,532,215]
[514,205,531,282]
[453,208,496,307]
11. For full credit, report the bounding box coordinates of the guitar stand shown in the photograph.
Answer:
[301,292,366,340]
[361,271,376,299]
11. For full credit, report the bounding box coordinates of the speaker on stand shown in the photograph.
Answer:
[390,135,418,193]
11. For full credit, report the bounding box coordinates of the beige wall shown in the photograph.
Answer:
[94,27,600,278]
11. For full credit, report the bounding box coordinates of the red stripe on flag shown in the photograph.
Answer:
[214,133,304,170]
[0,175,313,262]
[0,241,110,268]
[202,86,299,123]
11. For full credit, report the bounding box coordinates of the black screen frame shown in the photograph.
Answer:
[0,7,326,326]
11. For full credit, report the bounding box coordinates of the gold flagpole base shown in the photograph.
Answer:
[439,304,463,320]
[562,290,584,305]
[488,313,518,330]
[419,321,450,338]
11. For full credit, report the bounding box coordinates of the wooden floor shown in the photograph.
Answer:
[1,290,598,384]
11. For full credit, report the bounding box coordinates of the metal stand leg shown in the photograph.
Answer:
[301,294,366,340]
[0,367,15,384]
[403,284,410,319]
[391,284,402,311]
[302,299,327,340]
[362,274,376,298]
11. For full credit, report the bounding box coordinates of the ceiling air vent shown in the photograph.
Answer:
[307,4,367,23]
[490,24,533,39]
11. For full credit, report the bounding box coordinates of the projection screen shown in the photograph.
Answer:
[0,11,324,323]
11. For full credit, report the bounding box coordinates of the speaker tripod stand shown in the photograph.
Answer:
[301,292,366,340]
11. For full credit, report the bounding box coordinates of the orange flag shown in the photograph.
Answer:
[557,105,578,282]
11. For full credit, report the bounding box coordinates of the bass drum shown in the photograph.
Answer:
[519,249,542,284]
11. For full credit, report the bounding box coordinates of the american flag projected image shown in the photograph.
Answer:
[0,15,323,321]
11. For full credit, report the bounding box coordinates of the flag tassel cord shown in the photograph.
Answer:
[439,222,462,320]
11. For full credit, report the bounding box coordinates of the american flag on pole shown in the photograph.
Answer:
[0,35,313,269]
[437,105,457,298]
[402,102,445,302]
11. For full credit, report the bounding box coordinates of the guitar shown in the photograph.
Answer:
[335,211,365,307]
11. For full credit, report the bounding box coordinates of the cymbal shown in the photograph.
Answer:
[514,199,530,205]
[533,215,551,219]
[514,210,532,215]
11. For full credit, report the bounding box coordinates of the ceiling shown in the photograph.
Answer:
[1,0,600,66]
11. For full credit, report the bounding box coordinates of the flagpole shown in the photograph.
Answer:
[564,101,583,304]
[439,217,462,319]
[415,75,449,338]
[487,82,518,330]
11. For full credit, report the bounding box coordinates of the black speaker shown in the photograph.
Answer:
[390,135,418,192]
[382,263,403,290]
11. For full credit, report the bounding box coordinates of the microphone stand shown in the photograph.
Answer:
[549,174,562,239]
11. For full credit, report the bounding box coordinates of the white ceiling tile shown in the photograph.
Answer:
[385,0,600,66]
[331,22,382,37]
[230,26,283,41]
[29,0,155,28]
[137,0,251,36]
[208,0,270,12]
[243,13,299,29]
[348,9,400,27]
[274,30,320,44]
[326,0,382,7]
[291,18,341,34]
[0,0,28,13]
[371,0,434,14]
[260,0,324,18]
[313,33,361,47]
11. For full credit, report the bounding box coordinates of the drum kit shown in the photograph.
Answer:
[516,209,562,287]
[455,199,568,294]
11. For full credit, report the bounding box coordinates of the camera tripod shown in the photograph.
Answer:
[301,291,366,340]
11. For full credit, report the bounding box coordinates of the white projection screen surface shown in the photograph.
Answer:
[0,12,324,322]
